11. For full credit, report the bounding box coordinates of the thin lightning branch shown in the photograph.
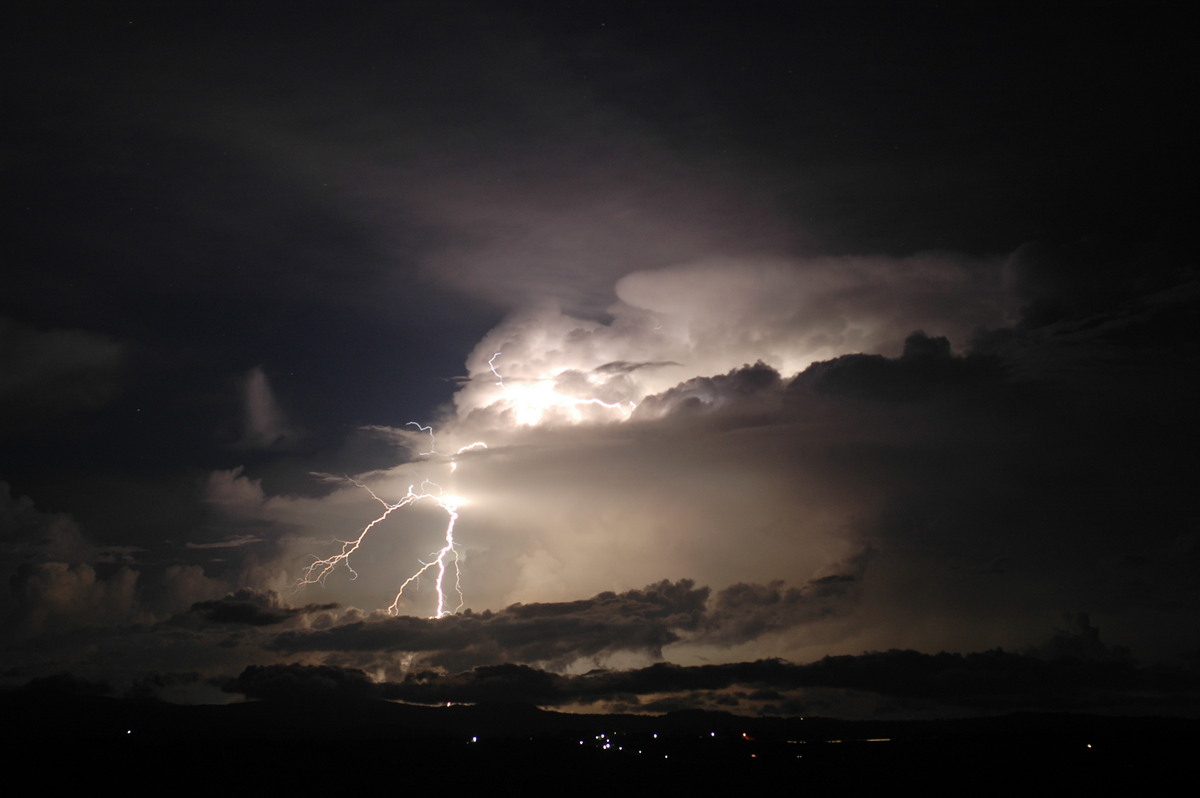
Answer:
[488,351,636,425]
[488,351,504,385]
[450,441,488,472]
[406,421,436,455]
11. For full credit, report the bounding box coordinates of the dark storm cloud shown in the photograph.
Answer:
[266,569,870,673]
[228,619,1200,715]
[1005,235,1193,328]
[0,482,91,563]
[187,588,337,627]
[791,331,1005,403]
[15,672,113,699]
[0,317,124,435]
[703,560,868,646]
[269,580,711,669]
[231,662,376,702]
[600,277,1196,662]
[0,483,136,637]
[634,360,785,419]
[1,483,234,648]
[628,329,1002,423]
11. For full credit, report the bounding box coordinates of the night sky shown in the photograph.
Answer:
[3,1,1197,717]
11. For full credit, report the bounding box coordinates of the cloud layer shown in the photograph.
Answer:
[4,3,1196,719]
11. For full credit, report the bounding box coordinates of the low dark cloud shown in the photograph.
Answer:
[704,563,867,646]
[227,628,1200,717]
[231,662,376,702]
[269,580,711,670]
[187,589,338,627]
[265,567,872,673]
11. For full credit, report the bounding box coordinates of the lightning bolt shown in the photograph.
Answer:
[299,351,627,617]
[298,428,486,618]
[382,480,464,618]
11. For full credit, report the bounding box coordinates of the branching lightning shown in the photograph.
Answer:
[298,427,485,618]
[298,477,466,617]
[299,351,632,618]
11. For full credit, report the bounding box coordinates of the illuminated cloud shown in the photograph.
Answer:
[447,254,1007,438]
[261,271,1200,671]
[236,366,295,450]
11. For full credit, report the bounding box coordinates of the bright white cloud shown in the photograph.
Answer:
[448,253,1006,439]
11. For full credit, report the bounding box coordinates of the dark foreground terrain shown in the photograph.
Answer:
[4,691,1193,792]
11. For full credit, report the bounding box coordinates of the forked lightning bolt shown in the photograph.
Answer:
[298,431,485,618]
[299,352,629,617]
